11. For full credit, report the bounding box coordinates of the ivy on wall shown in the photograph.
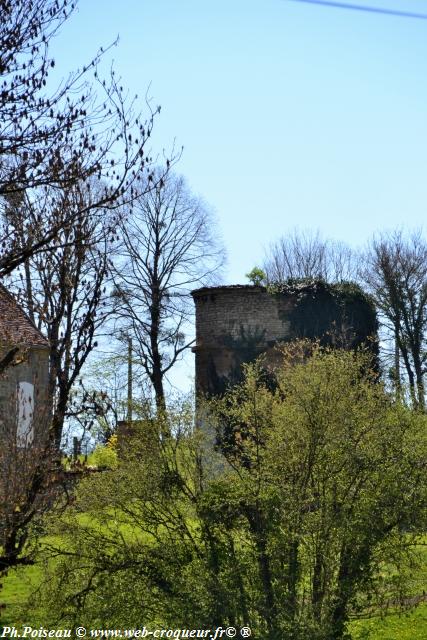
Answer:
[270,279,378,353]
[205,279,378,398]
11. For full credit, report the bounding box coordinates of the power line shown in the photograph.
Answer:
[286,0,427,20]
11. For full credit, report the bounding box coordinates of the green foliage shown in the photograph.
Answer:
[89,439,118,470]
[245,266,266,286]
[27,348,426,638]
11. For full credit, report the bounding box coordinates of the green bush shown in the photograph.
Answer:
[89,443,118,469]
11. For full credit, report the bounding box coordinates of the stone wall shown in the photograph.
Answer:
[191,283,378,396]
[0,345,50,445]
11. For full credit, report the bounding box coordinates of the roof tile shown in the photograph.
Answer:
[0,284,49,348]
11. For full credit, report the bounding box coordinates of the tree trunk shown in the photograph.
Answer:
[228,535,250,626]
[413,349,425,411]
[330,543,367,640]
[204,528,228,626]
[287,539,299,617]
[150,284,165,411]
[312,546,324,621]
[246,508,278,635]
[399,343,417,408]
[394,321,401,399]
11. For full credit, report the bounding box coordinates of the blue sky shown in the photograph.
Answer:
[53,0,427,282]
[51,0,427,390]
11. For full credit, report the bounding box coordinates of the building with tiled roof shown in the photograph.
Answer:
[0,284,50,446]
[0,284,49,348]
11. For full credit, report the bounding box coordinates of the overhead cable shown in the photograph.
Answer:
[286,0,427,20]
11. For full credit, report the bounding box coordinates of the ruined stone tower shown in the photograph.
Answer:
[191,282,378,396]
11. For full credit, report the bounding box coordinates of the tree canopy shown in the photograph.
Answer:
[33,345,426,639]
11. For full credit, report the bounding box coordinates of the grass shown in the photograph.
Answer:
[350,603,427,639]
[0,564,42,627]
[2,563,427,638]
[349,537,427,638]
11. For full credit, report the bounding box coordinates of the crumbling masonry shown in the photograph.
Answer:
[191,282,378,396]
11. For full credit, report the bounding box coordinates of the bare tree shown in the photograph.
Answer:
[112,170,225,409]
[0,0,158,277]
[9,181,113,448]
[263,229,356,283]
[64,345,153,446]
[0,0,160,587]
[361,230,427,410]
